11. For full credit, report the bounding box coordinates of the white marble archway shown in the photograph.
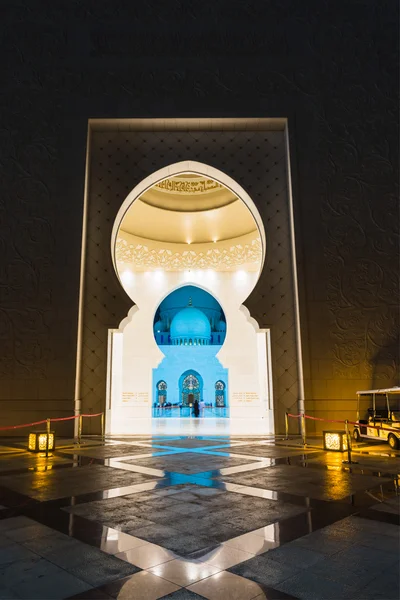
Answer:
[106,161,274,435]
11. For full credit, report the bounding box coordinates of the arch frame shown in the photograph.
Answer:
[77,120,303,437]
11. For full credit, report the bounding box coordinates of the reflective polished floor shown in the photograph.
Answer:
[0,435,399,599]
[113,417,274,435]
[152,407,230,419]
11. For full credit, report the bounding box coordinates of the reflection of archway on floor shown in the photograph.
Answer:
[179,370,203,406]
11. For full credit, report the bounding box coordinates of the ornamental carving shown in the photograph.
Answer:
[115,237,262,270]
[155,177,224,194]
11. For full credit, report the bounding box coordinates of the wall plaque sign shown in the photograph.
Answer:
[122,392,149,404]
[232,392,259,403]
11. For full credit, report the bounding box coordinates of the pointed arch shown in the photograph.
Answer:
[179,369,203,406]
[155,380,167,406]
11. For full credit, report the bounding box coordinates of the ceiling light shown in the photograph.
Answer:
[121,270,133,284]
[236,270,247,281]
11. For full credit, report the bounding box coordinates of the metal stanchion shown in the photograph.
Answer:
[74,417,78,445]
[342,419,358,464]
[45,418,50,457]
[78,415,83,445]
[101,412,105,441]
[301,413,307,447]
[394,475,399,496]
[285,412,289,439]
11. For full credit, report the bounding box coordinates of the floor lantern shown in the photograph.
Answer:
[323,430,349,452]
[28,431,55,453]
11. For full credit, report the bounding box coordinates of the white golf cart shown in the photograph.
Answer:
[353,387,400,449]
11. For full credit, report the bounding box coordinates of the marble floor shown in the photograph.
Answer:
[0,436,399,599]
[143,417,274,435]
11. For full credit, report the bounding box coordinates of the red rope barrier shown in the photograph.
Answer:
[287,412,400,433]
[80,413,103,418]
[0,412,103,431]
[0,419,47,431]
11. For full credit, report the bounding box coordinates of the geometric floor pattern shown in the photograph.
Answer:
[0,435,399,599]
[122,452,254,474]
[64,485,307,554]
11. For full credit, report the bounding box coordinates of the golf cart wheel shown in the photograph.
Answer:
[353,428,361,442]
[388,434,399,450]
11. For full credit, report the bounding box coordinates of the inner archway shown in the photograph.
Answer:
[152,285,228,419]
[180,370,202,405]
[106,161,273,435]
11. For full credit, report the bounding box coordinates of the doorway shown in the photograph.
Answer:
[106,160,275,435]
[181,371,202,406]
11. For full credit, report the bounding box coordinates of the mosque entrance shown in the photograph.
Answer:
[107,161,275,434]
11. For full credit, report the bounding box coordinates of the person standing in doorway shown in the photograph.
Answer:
[193,399,200,417]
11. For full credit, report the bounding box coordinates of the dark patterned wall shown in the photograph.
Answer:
[82,126,298,433]
[1,1,398,434]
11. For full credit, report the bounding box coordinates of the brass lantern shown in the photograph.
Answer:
[323,430,349,452]
[28,431,55,453]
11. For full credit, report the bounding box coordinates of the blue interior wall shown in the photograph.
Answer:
[152,346,228,406]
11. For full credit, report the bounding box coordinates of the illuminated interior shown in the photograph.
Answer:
[108,166,273,435]
[116,173,261,280]
[152,286,229,417]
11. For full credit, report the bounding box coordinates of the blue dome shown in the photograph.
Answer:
[217,321,226,332]
[170,307,211,342]
[160,286,220,313]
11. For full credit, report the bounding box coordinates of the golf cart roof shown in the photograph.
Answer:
[356,387,400,395]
